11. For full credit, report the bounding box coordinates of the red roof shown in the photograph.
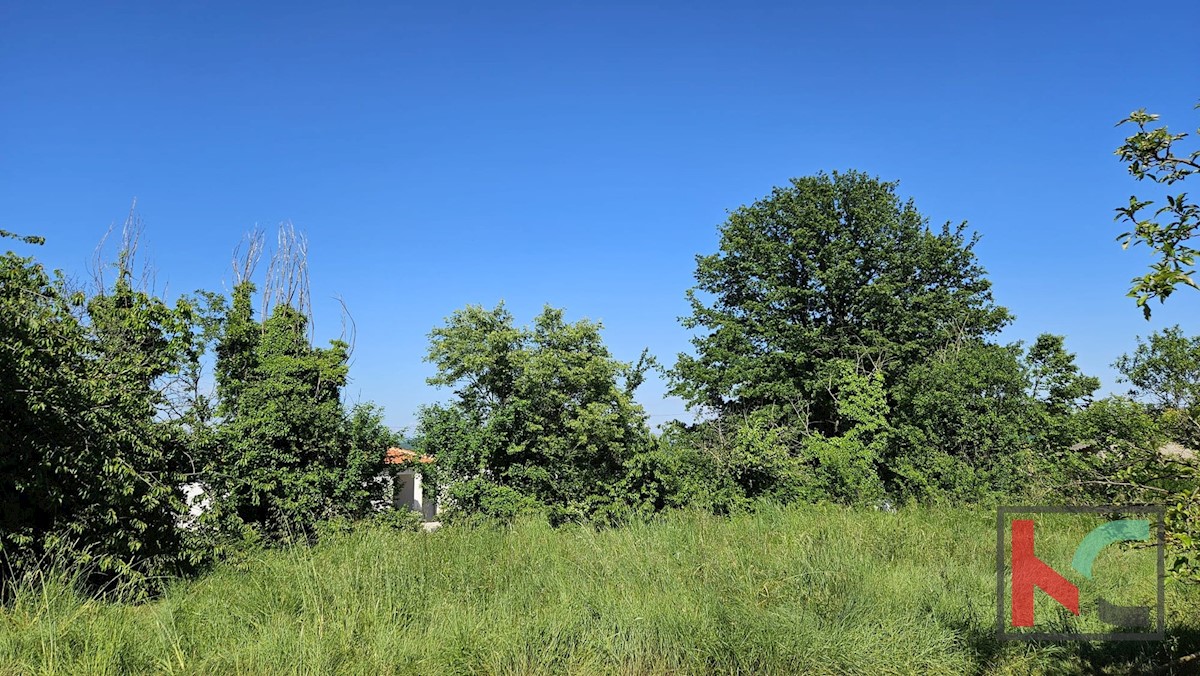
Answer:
[384,447,434,465]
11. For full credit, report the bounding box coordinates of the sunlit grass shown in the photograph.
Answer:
[2,505,1197,674]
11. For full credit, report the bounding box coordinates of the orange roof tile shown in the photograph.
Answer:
[384,447,434,465]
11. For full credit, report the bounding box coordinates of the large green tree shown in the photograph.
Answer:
[889,341,1035,502]
[1115,326,1200,415]
[671,171,1011,433]
[0,230,199,594]
[887,335,1099,503]
[192,227,393,542]
[197,280,385,540]
[417,303,653,520]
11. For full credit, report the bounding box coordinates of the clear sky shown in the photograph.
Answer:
[2,1,1198,432]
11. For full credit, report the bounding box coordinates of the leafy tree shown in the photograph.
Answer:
[192,228,392,543]
[198,280,382,540]
[1109,103,1200,580]
[1113,325,1200,454]
[888,342,1037,502]
[342,402,403,511]
[1073,394,1198,581]
[1027,334,1101,415]
[417,303,653,519]
[1097,330,1200,582]
[1114,102,1199,317]
[719,410,806,504]
[798,360,889,503]
[671,171,1011,434]
[0,229,198,595]
[1115,326,1200,412]
[1025,334,1101,457]
[886,335,1101,503]
[644,361,889,511]
[643,421,749,515]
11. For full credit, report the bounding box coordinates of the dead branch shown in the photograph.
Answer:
[232,227,264,286]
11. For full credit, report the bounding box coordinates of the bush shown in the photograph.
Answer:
[366,508,426,533]
[443,478,543,525]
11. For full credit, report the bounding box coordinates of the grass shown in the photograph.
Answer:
[2,505,1198,674]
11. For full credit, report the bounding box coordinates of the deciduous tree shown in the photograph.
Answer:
[417,303,653,519]
[671,171,1011,434]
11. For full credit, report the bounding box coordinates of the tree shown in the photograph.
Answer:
[203,282,356,536]
[1025,334,1101,457]
[1099,329,1200,582]
[671,170,1011,434]
[1114,325,1200,447]
[0,225,199,595]
[416,303,653,520]
[885,335,1100,503]
[196,227,387,542]
[1109,105,1200,585]
[1027,335,1101,415]
[1114,102,1200,318]
[888,341,1036,502]
[1115,326,1200,410]
[795,360,889,503]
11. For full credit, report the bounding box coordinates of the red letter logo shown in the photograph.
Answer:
[1011,519,1080,626]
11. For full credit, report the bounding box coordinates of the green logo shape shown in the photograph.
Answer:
[1071,519,1150,579]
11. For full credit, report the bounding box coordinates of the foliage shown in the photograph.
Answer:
[417,303,653,518]
[442,477,542,525]
[643,422,749,515]
[364,506,426,533]
[1114,102,1200,317]
[1115,325,1200,447]
[316,505,425,540]
[342,402,403,511]
[1106,328,1200,582]
[1069,429,1198,583]
[888,342,1038,502]
[671,170,1011,431]
[196,281,384,541]
[1023,334,1102,480]
[604,444,691,519]
[0,233,199,595]
[1027,334,1102,416]
[411,402,485,500]
[641,362,890,510]
[798,360,889,503]
[1108,97,1200,579]
[1077,396,1166,456]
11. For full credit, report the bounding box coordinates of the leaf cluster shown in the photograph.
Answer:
[1114,103,1200,316]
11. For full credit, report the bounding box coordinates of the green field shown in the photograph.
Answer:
[2,506,1198,675]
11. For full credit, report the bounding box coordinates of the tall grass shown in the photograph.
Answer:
[1,505,1197,674]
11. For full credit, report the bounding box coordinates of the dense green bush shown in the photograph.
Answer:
[1,224,404,594]
[0,233,199,596]
[442,477,543,525]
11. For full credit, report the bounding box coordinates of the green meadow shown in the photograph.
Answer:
[3,506,1197,675]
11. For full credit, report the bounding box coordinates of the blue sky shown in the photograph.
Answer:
[2,1,1198,431]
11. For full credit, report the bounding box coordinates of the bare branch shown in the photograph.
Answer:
[232,227,264,286]
[334,294,357,359]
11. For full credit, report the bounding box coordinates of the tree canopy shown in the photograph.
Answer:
[0,229,199,594]
[671,170,1011,432]
[417,303,653,520]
